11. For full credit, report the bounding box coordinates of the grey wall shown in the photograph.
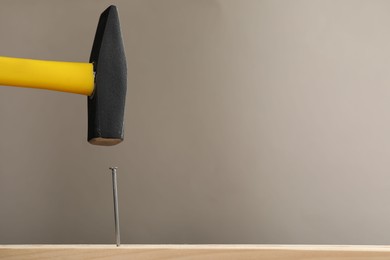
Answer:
[1,0,390,244]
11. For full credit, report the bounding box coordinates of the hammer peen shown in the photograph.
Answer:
[0,6,127,146]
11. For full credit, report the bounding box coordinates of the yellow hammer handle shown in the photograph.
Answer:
[0,56,94,95]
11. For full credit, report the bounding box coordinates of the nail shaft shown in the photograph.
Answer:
[109,167,120,247]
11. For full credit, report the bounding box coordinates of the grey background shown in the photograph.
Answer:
[1,0,390,244]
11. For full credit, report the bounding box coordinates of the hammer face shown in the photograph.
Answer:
[88,6,127,146]
[89,137,122,146]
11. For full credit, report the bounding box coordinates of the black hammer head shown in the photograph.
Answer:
[88,6,127,146]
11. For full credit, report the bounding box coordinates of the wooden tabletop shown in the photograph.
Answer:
[2,245,390,259]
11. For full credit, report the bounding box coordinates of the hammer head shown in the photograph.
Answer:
[88,6,127,146]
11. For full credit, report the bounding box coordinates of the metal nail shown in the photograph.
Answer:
[109,167,120,247]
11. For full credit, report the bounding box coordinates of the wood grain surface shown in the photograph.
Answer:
[2,245,390,259]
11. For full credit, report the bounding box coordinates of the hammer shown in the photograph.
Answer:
[0,5,127,146]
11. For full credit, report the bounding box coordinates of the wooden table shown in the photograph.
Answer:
[2,245,390,259]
